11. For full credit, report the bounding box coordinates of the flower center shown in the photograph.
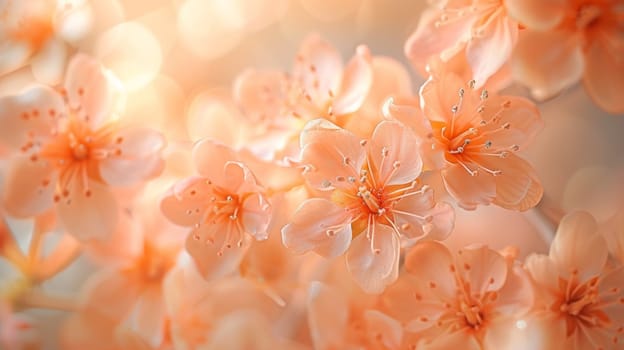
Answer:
[71,142,89,161]
[356,185,385,216]
[460,300,484,328]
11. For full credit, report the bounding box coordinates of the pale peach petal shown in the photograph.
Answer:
[191,139,237,183]
[465,15,518,87]
[404,241,456,301]
[203,310,281,350]
[241,192,271,241]
[221,161,263,195]
[2,157,56,217]
[363,310,403,348]
[233,68,287,123]
[127,286,166,348]
[331,45,373,115]
[442,165,496,210]
[0,85,63,151]
[495,263,534,315]
[370,120,422,186]
[478,154,543,211]
[511,29,584,101]
[524,254,560,305]
[292,34,343,106]
[583,37,624,114]
[419,72,479,126]
[549,211,608,280]
[347,223,399,293]
[404,8,474,75]
[425,329,480,350]
[82,269,142,319]
[30,38,67,85]
[99,128,165,187]
[307,281,349,350]
[56,180,119,241]
[478,95,543,150]
[456,244,508,295]
[64,53,123,129]
[185,227,249,280]
[360,57,413,116]
[160,176,213,227]
[393,186,454,240]
[598,265,624,325]
[281,198,352,258]
[300,119,365,190]
[504,0,566,31]
[600,209,624,263]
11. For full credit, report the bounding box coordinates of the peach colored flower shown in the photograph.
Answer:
[307,281,402,350]
[0,0,92,83]
[233,34,373,158]
[405,0,519,87]
[507,0,624,113]
[0,54,165,240]
[160,139,272,280]
[389,70,543,211]
[282,119,454,293]
[600,208,624,264]
[525,211,624,349]
[384,241,533,349]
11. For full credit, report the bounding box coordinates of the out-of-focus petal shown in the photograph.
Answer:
[30,38,67,85]
[404,241,456,301]
[307,282,349,350]
[126,286,166,348]
[393,186,454,241]
[549,211,608,280]
[524,254,559,305]
[191,139,237,183]
[495,263,534,315]
[331,45,373,115]
[185,227,249,280]
[363,310,403,349]
[281,198,352,258]
[504,0,566,31]
[442,165,496,210]
[56,180,119,241]
[583,37,624,114]
[455,245,507,294]
[347,223,399,294]
[369,120,422,186]
[233,69,288,123]
[2,157,56,217]
[64,53,123,129]
[0,85,63,150]
[241,192,271,241]
[511,29,584,101]
[292,34,343,106]
[99,128,165,187]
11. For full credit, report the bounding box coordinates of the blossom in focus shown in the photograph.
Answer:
[387,70,543,211]
[0,54,166,240]
[233,34,373,159]
[507,0,624,113]
[160,139,272,280]
[282,119,454,293]
[525,211,624,349]
[405,0,519,87]
[383,241,533,349]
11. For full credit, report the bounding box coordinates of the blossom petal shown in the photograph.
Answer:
[479,95,543,150]
[64,53,123,129]
[549,211,607,280]
[56,180,119,241]
[185,226,249,280]
[393,186,454,241]
[307,282,349,350]
[30,38,67,85]
[465,14,518,88]
[127,287,167,348]
[511,29,584,101]
[347,223,399,294]
[233,69,288,123]
[300,119,365,190]
[2,157,56,217]
[495,263,534,315]
[425,327,481,350]
[99,128,165,187]
[442,164,496,210]
[404,241,456,301]
[241,193,271,241]
[292,34,343,106]
[456,245,508,295]
[583,38,624,114]
[524,254,560,306]
[192,139,237,183]
[363,310,403,349]
[0,85,63,151]
[504,0,566,31]
[370,120,422,186]
[281,198,352,258]
[331,45,373,115]
[160,176,213,227]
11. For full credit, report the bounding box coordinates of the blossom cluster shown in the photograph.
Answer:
[0,1,623,350]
